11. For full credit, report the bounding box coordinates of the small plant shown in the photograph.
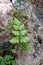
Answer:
[14,9,23,20]
[4,55,16,65]
[4,21,13,34]
[4,10,29,34]
[0,57,4,65]
[14,9,29,24]
[0,55,16,65]
[10,17,31,52]
[3,17,31,65]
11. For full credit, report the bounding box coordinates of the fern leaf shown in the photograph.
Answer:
[10,37,19,44]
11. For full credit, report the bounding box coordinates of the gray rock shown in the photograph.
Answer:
[0,1,13,45]
[13,0,43,65]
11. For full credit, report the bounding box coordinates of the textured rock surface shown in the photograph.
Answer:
[0,0,13,46]
[0,0,43,64]
[13,0,43,65]
[0,0,10,2]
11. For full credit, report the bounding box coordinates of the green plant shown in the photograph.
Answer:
[4,10,29,34]
[14,10,23,20]
[4,20,13,34]
[10,17,31,52]
[0,57,4,65]
[14,9,29,24]
[0,55,16,65]
[4,55,14,65]
[4,55,16,65]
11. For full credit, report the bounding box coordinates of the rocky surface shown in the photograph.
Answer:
[0,0,43,65]
[0,0,13,47]
[16,17,43,65]
[12,0,43,65]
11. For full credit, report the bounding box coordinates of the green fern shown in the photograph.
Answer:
[10,17,32,52]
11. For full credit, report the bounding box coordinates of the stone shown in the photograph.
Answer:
[13,0,43,65]
[0,0,10,3]
[0,0,13,46]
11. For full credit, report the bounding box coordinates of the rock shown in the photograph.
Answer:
[13,0,43,65]
[0,0,10,3]
[0,0,13,46]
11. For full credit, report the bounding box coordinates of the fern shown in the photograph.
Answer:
[10,17,32,52]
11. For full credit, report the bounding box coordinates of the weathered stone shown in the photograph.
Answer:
[0,0,10,3]
[13,0,43,65]
[0,0,13,45]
